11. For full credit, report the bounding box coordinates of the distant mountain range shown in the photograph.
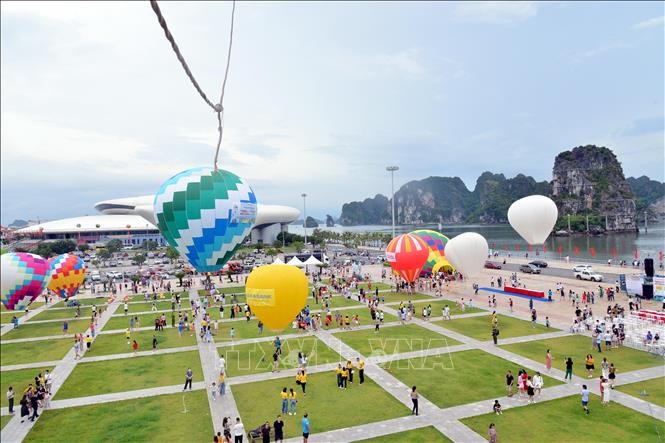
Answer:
[338,145,665,230]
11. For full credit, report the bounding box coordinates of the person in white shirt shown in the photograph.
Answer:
[532,372,544,398]
[233,417,245,442]
[443,305,451,320]
[219,355,226,374]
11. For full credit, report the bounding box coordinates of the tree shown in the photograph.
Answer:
[51,239,77,255]
[33,242,54,258]
[175,271,185,287]
[106,239,123,254]
[133,253,147,268]
[78,243,91,253]
[97,249,112,265]
[143,240,159,251]
[165,246,179,263]
[292,241,304,253]
[91,259,100,269]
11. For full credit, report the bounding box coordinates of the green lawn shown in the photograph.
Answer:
[126,301,183,314]
[1,319,90,340]
[355,282,392,291]
[377,292,436,303]
[434,314,554,341]
[0,338,73,365]
[1,301,44,312]
[55,350,202,399]
[615,377,665,407]
[381,349,562,409]
[501,335,663,379]
[354,426,452,443]
[218,308,398,341]
[322,296,365,308]
[84,327,197,357]
[462,393,665,443]
[411,299,482,317]
[1,366,54,408]
[51,297,107,307]
[219,337,340,377]
[27,391,212,442]
[1,415,11,431]
[1,310,26,320]
[233,371,410,439]
[31,306,93,321]
[334,324,460,357]
[104,312,168,331]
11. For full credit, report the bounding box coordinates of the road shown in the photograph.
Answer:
[487,261,622,283]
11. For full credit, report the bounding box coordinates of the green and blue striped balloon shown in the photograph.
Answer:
[154,167,257,273]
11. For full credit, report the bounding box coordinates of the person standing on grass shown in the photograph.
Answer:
[233,417,245,443]
[132,339,138,356]
[601,378,612,406]
[289,388,298,416]
[357,357,365,384]
[273,415,284,443]
[565,357,574,381]
[272,350,280,373]
[301,413,310,443]
[608,363,616,387]
[545,349,552,371]
[124,302,128,315]
[488,423,497,443]
[7,386,14,414]
[340,364,349,389]
[152,335,158,351]
[411,386,419,415]
[533,372,544,399]
[506,370,514,396]
[63,320,69,335]
[585,354,595,378]
[581,384,590,414]
[260,421,270,443]
[280,388,289,415]
[491,325,499,345]
[183,367,193,391]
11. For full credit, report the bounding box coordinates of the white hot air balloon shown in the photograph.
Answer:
[445,232,488,277]
[507,195,558,245]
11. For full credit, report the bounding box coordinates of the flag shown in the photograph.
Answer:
[634,248,638,259]
[515,244,520,251]
[527,244,533,252]
[659,250,663,263]
[543,245,548,253]
[611,247,616,258]
[590,247,595,257]
[557,246,563,254]
[574,246,579,256]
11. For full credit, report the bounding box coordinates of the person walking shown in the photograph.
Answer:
[601,378,612,406]
[565,357,574,381]
[152,335,158,351]
[585,354,595,378]
[545,349,552,372]
[233,417,245,443]
[506,370,514,396]
[581,384,590,414]
[132,339,138,356]
[488,423,498,443]
[410,386,419,415]
[608,363,616,387]
[491,325,499,345]
[218,372,226,396]
[260,421,270,443]
[7,387,14,414]
[301,413,310,443]
[183,368,193,391]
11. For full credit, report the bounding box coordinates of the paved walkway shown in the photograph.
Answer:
[0,303,52,336]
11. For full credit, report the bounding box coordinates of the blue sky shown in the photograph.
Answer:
[1,1,663,224]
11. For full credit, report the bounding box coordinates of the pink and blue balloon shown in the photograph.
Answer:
[1,253,51,311]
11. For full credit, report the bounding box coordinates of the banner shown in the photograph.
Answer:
[619,274,626,292]
[654,275,665,298]
[625,275,643,296]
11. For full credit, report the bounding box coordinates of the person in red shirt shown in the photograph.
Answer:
[132,340,138,356]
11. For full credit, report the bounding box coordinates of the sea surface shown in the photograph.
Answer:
[289,222,665,263]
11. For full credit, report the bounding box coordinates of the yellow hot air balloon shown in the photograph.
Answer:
[246,264,308,330]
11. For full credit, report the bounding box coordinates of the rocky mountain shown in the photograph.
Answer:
[325,215,335,227]
[552,145,635,231]
[627,176,665,219]
[339,145,661,229]
[304,216,319,228]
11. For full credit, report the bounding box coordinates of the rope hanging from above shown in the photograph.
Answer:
[149,0,236,171]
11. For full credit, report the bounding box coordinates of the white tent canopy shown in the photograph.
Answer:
[272,257,285,265]
[287,256,304,267]
[303,255,322,265]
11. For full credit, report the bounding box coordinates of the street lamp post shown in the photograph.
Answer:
[644,211,648,234]
[386,166,399,238]
[302,193,308,247]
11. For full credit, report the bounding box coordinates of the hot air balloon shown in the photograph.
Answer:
[1,253,50,311]
[48,253,87,299]
[154,167,257,273]
[410,229,451,275]
[246,264,308,330]
[507,195,558,245]
[445,232,488,277]
[385,233,428,283]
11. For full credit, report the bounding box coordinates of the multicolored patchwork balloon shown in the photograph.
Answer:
[385,233,429,283]
[410,229,451,275]
[1,253,50,311]
[154,167,257,273]
[48,253,87,299]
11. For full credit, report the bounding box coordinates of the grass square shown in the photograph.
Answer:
[462,393,665,442]
[615,377,665,407]
[434,314,554,341]
[1,415,11,431]
[333,324,461,357]
[1,319,90,340]
[411,299,483,317]
[85,327,197,357]
[1,366,54,408]
[104,312,169,331]
[501,335,664,379]
[233,371,410,439]
[381,349,562,409]
[27,390,212,442]
[51,297,107,307]
[219,337,340,377]
[354,426,452,443]
[1,302,44,312]
[55,350,202,399]
[0,338,73,365]
[378,292,437,303]
[32,306,93,321]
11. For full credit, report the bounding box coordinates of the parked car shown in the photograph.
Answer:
[572,264,593,272]
[575,270,603,282]
[529,260,548,268]
[519,264,541,274]
[484,261,502,270]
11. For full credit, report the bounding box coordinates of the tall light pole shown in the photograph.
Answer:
[301,193,308,247]
[386,166,399,238]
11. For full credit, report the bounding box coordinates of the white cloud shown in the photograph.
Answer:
[453,1,538,24]
[632,15,665,30]
[330,49,427,79]
[576,43,630,59]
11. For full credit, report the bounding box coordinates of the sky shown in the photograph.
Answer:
[1,1,664,224]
